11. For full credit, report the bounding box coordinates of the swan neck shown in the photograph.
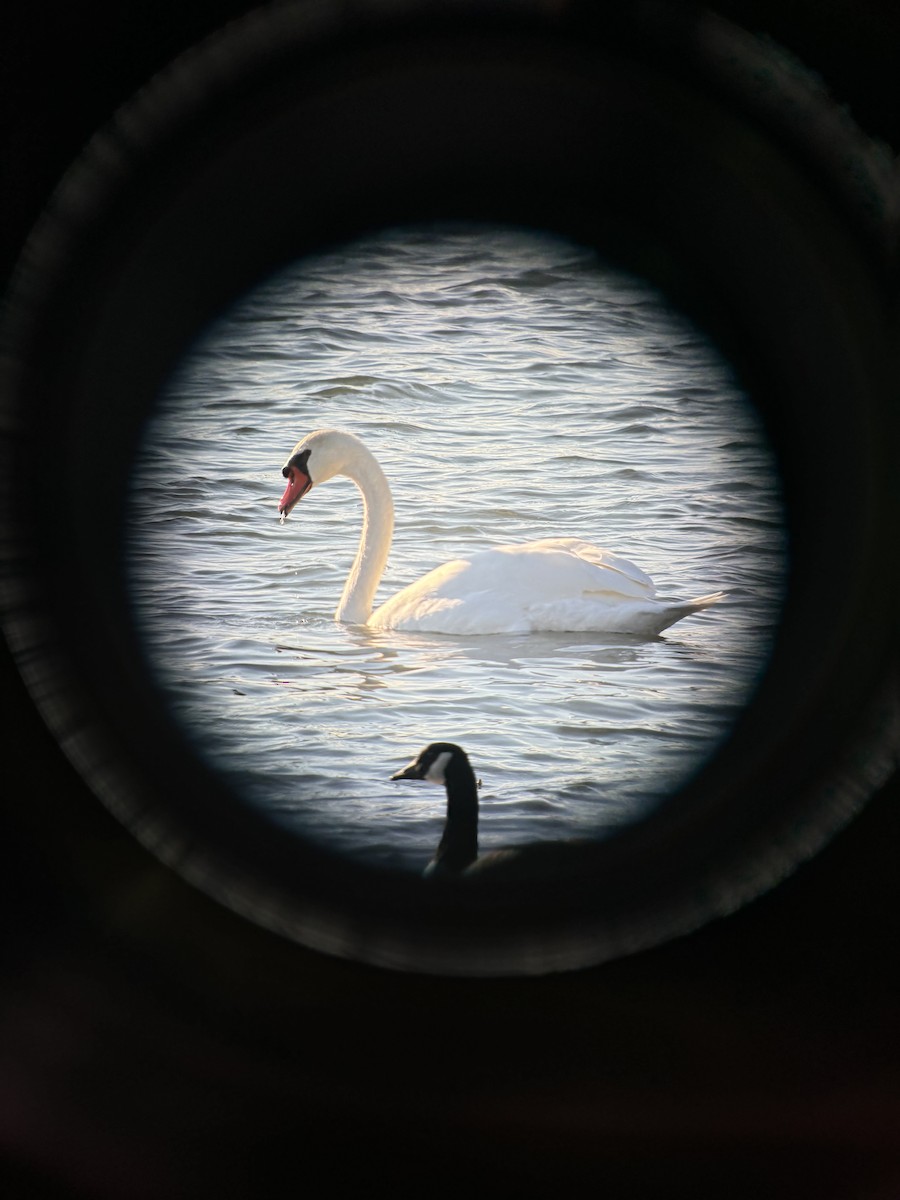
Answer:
[432,759,479,873]
[335,444,394,624]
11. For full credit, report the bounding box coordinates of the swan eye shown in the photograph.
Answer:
[284,449,313,483]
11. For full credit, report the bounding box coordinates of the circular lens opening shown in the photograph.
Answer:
[127,222,786,875]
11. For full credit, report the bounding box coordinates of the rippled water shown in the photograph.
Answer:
[127,225,785,872]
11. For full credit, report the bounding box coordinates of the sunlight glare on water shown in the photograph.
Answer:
[127,225,785,873]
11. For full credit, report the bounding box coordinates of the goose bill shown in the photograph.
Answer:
[390,758,424,781]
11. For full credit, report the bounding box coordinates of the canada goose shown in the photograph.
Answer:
[391,741,593,881]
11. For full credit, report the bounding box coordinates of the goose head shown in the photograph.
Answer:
[392,742,480,876]
[390,741,461,785]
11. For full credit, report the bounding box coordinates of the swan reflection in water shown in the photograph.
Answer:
[278,429,724,637]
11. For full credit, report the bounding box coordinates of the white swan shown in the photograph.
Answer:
[278,429,724,635]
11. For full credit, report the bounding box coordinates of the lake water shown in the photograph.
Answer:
[127,225,785,873]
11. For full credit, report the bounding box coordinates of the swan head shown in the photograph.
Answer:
[278,429,365,518]
[390,742,464,785]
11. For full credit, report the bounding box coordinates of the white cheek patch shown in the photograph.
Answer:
[425,750,452,784]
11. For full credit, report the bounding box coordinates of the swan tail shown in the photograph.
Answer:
[656,590,726,633]
[684,590,727,611]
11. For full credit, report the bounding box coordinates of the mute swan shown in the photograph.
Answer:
[391,741,592,880]
[278,429,723,635]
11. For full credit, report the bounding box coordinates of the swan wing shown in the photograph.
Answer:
[369,540,672,634]
[496,538,657,599]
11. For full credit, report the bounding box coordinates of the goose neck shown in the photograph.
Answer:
[432,758,479,874]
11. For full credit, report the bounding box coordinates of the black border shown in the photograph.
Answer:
[1,2,898,1194]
